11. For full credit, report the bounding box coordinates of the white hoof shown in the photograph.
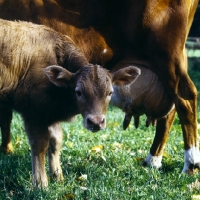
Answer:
[144,152,162,168]
[182,146,200,173]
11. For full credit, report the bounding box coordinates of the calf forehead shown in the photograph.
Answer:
[78,65,112,96]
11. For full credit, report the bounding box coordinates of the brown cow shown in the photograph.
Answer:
[0,0,199,173]
[0,19,141,187]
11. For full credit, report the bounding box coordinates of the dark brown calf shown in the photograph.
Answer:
[0,19,141,187]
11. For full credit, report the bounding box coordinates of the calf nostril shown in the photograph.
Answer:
[87,118,94,126]
[87,117,102,126]
[100,118,105,125]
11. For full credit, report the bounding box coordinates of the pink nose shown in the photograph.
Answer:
[86,114,106,132]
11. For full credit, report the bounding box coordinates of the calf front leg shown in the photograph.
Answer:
[0,107,13,153]
[25,122,50,187]
[48,123,64,181]
[143,108,176,168]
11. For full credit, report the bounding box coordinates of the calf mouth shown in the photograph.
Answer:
[87,126,103,133]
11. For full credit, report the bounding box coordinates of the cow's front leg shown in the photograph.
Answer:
[25,122,50,187]
[0,107,13,153]
[143,108,176,168]
[48,123,63,181]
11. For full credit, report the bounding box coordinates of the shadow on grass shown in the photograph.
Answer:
[0,152,31,198]
[159,160,183,174]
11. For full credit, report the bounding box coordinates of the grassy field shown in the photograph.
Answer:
[0,64,200,199]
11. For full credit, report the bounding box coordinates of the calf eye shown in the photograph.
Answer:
[75,89,82,98]
[108,91,113,96]
[76,91,82,97]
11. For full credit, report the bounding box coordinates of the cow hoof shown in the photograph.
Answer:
[194,162,200,169]
[185,163,200,175]
[143,153,162,168]
[142,160,149,167]
[142,160,162,169]
[182,147,200,174]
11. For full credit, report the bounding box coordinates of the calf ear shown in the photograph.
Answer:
[44,65,73,87]
[112,66,141,86]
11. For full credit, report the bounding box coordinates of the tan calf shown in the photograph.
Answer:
[0,19,141,187]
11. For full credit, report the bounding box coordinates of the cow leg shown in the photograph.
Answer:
[143,108,176,168]
[152,50,200,173]
[0,107,13,153]
[25,122,50,187]
[48,123,64,181]
[174,75,200,173]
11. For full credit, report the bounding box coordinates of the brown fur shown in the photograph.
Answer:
[0,19,141,187]
[0,0,199,173]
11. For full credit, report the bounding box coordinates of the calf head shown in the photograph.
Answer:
[44,64,140,132]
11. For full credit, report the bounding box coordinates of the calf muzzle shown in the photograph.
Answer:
[85,114,106,132]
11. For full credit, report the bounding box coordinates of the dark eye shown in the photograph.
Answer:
[75,89,82,97]
[108,91,113,96]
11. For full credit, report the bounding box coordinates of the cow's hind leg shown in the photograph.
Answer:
[176,75,200,173]
[0,107,13,153]
[48,123,63,181]
[25,121,50,187]
[152,50,200,173]
[143,108,176,168]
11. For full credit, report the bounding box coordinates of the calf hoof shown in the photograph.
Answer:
[0,143,13,154]
[51,172,64,182]
[32,177,48,188]
[37,181,48,188]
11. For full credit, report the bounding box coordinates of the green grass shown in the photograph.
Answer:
[0,106,200,200]
[0,61,200,199]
